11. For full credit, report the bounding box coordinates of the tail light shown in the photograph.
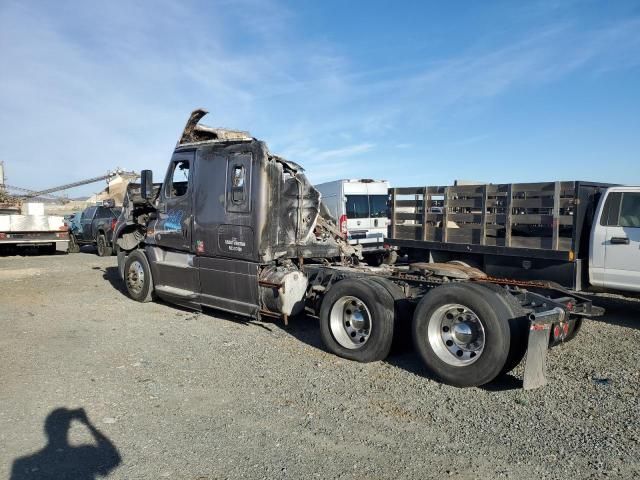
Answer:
[111,218,117,231]
[339,214,347,237]
[0,233,6,239]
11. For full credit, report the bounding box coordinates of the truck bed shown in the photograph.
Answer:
[388,181,612,261]
[0,214,66,232]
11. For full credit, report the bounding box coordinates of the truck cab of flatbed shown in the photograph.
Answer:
[589,186,640,293]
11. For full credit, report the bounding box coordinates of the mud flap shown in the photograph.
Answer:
[523,322,552,390]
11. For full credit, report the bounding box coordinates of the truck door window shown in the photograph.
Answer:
[82,207,97,220]
[369,195,388,218]
[600,192,622,226]
[168,160,190,197]
[619,193,640,227]
[96,207,109,218]
[345,195,369,219]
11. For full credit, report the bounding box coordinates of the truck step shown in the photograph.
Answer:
[155,285,198,299]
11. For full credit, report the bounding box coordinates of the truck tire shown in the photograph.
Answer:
[97,233,112,257]
[68,234,80,253]
[123,249,154,302]
[363,253,383,267]
[466,281,529,376]
[382,250,399,265]
[412,282,512,387]
[319,278,395,363]
[365,276,413,350]
[563,318,582,343]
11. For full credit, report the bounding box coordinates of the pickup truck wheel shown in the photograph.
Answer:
[319,278,395,363]
[412,282,511,387]
[68,234,80,253]
[363,253,383,267]
[382,250,398,265]
[563,318,582,343]
[124,250,154,302]
[97,234,112,257]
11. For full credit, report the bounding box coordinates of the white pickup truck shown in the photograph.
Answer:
[589,186,640,293]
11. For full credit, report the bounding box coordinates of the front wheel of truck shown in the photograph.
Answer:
[68,234,80,253]
[412,282,512,387]
[319,278,395,363]
[123,250,154,303]
[97,234,112,257]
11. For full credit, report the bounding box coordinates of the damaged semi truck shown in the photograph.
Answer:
[114,109,602,389]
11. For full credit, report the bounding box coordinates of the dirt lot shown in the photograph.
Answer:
[1,251,639,479]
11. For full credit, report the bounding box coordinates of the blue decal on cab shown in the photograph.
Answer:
[164,210,183,231]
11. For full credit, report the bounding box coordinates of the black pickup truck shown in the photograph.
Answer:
[113,109,602,390]
[68,204,121,256]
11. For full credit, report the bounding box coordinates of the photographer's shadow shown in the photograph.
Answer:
[10,408,121,480]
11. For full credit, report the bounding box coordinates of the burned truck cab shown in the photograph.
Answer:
[118,109,346,318]
[116,108,601,390]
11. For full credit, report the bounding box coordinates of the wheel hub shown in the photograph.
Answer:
[427,304,486,366]
[329,296,372,350]
[126,261,145,295]
[452,322,474,344]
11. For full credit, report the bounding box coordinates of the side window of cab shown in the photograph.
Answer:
[82,206,97,220]
[619,193,640,228]
[226,154,251,213]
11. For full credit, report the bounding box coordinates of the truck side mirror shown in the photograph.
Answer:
[141,170,153,200]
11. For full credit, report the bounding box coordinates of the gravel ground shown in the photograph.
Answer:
[1,251,639,479]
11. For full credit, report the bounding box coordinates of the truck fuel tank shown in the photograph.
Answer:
[259,265,308,317]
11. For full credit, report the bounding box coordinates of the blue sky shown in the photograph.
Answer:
[1,0,639,197]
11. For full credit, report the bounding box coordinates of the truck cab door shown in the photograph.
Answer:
[599,191,640,292]
[146,151,199,303]
[155,153,194,251]
[79,206,97,242]
[193,146,259,316]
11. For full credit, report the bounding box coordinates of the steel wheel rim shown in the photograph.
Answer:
[98,237,105,254]
[329,295,372,350]
[126,260,145,295]
[427,303,485,366]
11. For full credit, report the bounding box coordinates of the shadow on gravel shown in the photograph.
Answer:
[101,266,127,296]
[10,407,121,480]
[274,316,525,390]
[480,374,523,391]
[272,317,446,383]
[77,245,99,255]
[582,294,640,331]
[0,246,68,257]
[199,307,276,333]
